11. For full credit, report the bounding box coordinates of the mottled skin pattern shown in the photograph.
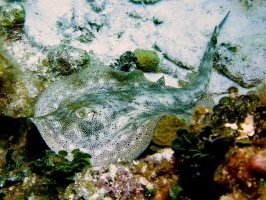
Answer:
[31,13,229,166]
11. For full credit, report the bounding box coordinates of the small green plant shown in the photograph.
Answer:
[211,92,260,127]
[143,187,156,197]
[169,91,261,199]
[30,149,91,184]
[170,127,234,199]
[169,183,182,199]
[0,148,26,188]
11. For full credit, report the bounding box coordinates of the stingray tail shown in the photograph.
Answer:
[209,11,230,48]
[178,12,230,101]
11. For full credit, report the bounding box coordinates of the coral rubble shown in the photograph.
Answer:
[47,45,90,76]
[63,148,177,200]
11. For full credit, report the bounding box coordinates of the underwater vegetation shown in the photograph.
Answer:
[169,89,266,200]
[0,115,91,199]
[110,49,160,72]
[29,149,91,184]
[211,87,260,127]
[0,3,25,39]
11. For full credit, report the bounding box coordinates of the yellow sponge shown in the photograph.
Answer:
[134,48,159,72]
[153,114,187,146]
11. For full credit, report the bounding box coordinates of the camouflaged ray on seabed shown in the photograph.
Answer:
[31,12,230,166]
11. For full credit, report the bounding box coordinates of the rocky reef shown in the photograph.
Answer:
[0,0,265,199]
[63,148,176,199]
[214,41,265,88]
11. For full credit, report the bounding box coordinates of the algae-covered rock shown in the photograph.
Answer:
[0,53,39,118]
[63,148,176,199]
[214,42,265,88]
[134,48,160,72]
[0,20,54,118]
[47,45,90,76]
[0,3,25,29]
[87,0,107,13]
[130,0,160,4]
[111,51,137,72]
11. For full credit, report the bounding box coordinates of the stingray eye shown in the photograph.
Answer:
[75,107,96,120]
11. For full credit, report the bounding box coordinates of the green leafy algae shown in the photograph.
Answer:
[30,149,91,183]
[169,90,263,199]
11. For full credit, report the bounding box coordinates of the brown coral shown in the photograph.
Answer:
[258,84,266,107]
[214,146,266,199]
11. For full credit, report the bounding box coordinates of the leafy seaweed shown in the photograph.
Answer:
[168,91,263,199]
[170,127,234,199]
[211,93,260,127]
[3,148,16,171]
[143,187,157,198]
[0,148,26,188]
[169,183,182,199]
[110,51,137,72]
[30,148,91,185]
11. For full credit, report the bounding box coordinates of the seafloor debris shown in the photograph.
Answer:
[47,45,90,76]
[63,148,177,199]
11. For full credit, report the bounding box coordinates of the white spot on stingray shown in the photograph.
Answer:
[110,79,116,84]
[69,144,75,150]
[99,132,104,139]
[90,135,96,141]
[87,81,93,86]
[98,79,105,85]
[47,115,54,120]
[53,121,61,128]
[94,149,102,156]
[134,83,140,87]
